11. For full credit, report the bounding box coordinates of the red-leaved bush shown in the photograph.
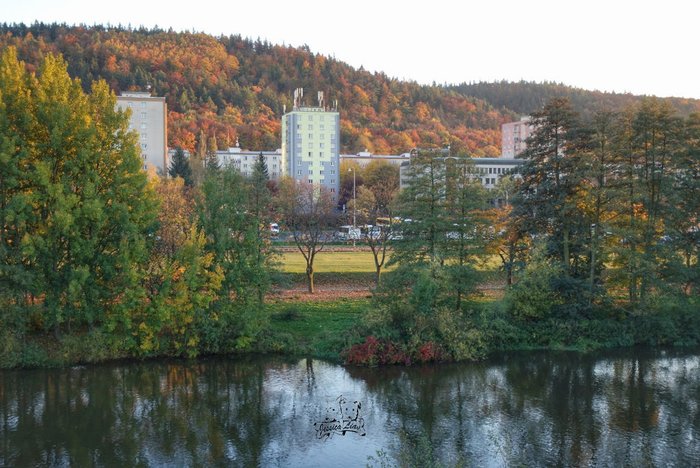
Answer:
[343,336,446,366]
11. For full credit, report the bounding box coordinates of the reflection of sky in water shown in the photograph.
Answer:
[1,350,699,467]
[261,359,391,467]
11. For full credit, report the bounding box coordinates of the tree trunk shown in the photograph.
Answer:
[306,264,314,293]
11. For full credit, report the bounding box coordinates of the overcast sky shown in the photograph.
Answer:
[2,0,698,99]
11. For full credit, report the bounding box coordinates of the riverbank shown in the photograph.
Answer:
[3,292,698,369]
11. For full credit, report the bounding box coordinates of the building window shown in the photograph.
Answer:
[308,179,313,184]
[330,188,335,193]
[308,152,312,157]
[141,102,146,108]
[140,123,146,129]
[319,143,324,148]
[320,170,324,175]
[331,179,335,184]
[331,170,335,175]
[309,170,313,175]
[141,112,146,119]
[297,170,302,175]
[330,161,334,166]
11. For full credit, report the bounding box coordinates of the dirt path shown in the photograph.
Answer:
[267,276,506,302]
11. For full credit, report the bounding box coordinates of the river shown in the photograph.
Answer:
[1,348,699,467]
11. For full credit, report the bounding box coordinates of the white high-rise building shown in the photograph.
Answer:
[116,91,168,174]
[281,88,340,200]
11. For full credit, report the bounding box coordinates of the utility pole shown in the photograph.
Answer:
[349,167,356,246]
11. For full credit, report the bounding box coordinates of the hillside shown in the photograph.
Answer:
[451,80,700,119]
[2,23,698,157]
[0,23,509,156]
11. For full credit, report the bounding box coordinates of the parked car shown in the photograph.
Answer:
[269,223,280,236]
[334,225,361,241]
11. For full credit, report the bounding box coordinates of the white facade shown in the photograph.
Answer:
[217,146,284,179]
[399,156,523,190]
[116,92,168,174]
[340,151,412,168]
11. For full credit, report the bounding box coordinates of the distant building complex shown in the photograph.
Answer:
[166,92,531,200]
[116,91,168,174]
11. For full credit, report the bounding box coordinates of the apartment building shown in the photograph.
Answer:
[116,91,168,174]
[281,88,340,200]
[501,116,533,158]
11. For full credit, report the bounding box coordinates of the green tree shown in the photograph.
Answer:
[199,167,271,350]
[254,152,269,181]
[608,100,682,307]
[515,98,587,278]
[168,147,193,186]
[0,48,157,336]
[0,47,36,332]
[137,179,223,357]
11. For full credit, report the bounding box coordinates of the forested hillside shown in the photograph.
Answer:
[0,23,508,156]
[452,81,700,119]
[3,23,698,157]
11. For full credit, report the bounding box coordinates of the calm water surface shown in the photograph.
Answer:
[1,348,699,467]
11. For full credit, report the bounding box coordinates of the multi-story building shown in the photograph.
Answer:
[116,91,168,174]
[501,116,533,158]
[399,156,523,190]
[340,151,412,168]
[281,88,340,200]
[216,144,284,179]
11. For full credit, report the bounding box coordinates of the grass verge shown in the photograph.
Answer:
[258,298,368,360]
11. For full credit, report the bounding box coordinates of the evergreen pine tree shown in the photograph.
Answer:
[254,152,269,180]
[168,147,193,185]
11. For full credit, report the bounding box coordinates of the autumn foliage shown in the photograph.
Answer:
[0,23,507,156]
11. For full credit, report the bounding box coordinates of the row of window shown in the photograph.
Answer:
[304,179,336,185]
[296,169,336,175]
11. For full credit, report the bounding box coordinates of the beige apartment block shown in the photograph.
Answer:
[116,91,168,175]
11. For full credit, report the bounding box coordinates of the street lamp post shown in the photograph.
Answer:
[348,167,356,246]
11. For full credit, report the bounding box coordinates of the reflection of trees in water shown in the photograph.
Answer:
[348,363,494,465]
[1,350,699,466]
[348,350,700,467]
[0,357,298,466]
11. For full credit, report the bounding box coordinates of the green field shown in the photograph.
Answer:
[278,249,502,273]
[279,250,390,273]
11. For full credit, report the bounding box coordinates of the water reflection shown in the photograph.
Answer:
[1,349,698,466]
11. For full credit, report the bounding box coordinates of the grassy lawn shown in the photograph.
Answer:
[264,298,369,360]
[278,250,391,273]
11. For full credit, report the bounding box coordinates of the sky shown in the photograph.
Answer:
[2,0,698,99]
